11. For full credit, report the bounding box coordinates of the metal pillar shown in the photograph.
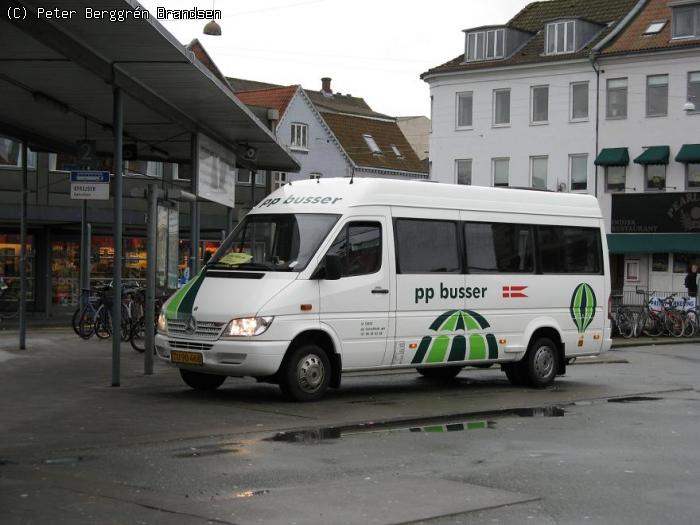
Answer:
[19,142,28,350]
[190,135,200,277]
[144,184,158,375]
[112,87,123,387]
[80,201,89,308]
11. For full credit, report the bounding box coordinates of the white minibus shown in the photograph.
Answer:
[156,178,610,401]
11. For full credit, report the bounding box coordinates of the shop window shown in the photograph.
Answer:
[687,163,700,189]
[646,164,666,191]
[652,253,669,272]
[51,240,80,307]
[625,260,640,282]
[673,253,695,274]
[0,234,35,302]
[606,166,626,192]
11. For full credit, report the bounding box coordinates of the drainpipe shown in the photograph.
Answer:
[589,52,601,199]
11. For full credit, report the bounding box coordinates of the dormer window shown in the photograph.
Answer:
[466,28,505,61]
[390,144,403,158]
[363,134,382,155]
[546,20,575,54]
[672,4,700,39]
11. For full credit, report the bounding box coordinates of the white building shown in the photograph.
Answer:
[423,0,700,297]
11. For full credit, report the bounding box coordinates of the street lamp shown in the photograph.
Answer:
[203,0,221,35]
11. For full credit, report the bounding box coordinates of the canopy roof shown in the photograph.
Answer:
[634,146,670,166]
[676,144,700,164]
[0,0,300,171]
[595,148,630,167]
[607,233,700,254]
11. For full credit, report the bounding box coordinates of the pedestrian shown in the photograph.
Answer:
[685,264,698,298]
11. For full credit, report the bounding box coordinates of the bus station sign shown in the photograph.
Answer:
[70,170,110,200]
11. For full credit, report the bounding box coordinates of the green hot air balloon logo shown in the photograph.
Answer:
[570,283,597,334]
[411,310,499,365]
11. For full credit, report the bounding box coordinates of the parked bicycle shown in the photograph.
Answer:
[0,277,19,320]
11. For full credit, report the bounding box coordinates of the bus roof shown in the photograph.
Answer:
[253,178,603,219]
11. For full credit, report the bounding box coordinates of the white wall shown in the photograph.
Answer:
[428,61,597,191]
[276,91,351,182]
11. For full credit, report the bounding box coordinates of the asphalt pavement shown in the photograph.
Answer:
[1,329,699,524]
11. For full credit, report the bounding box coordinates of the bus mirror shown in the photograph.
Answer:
[324,254,342,281]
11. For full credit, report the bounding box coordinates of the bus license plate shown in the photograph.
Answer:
[171,351,203,365]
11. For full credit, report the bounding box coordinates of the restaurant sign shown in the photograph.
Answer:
[612,192,700,233]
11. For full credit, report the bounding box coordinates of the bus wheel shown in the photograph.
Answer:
[417,366,462,381]
[279,344,331,402]
[525,337,558,388]
[179,369,226,391]
[503,362,529,386]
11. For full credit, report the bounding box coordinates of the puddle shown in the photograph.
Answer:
[172,442,241,458]
[266,405,566,444]
[43,456,89,465]
[234,489,270,498]
[608,396,661,404]
[0,459,15,466]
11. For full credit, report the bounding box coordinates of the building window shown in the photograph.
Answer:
[570,82,589,121]
[625,260,640,281]
[309,173,322,180]
[646,75,669,117]
[363,134,382,154]
[672,5,700,39]
[272,171,287,190]
[493,89,511,126]
[236,170,251,184]
[687,163,700,189]
[606,166,626,192]
[607,78,628,119]
[390,144,403,158]
[466,29,504,61]
[688,72,700,113]
[546,20,575,54]
[456,92,473,128]
[646,164,666,191]
[0,137,36,169]
[455,159,472,185]
[255,172,266,186]
[644,21,667,34]
[530,156,548,190]
[531,86,549,123]
[570,154,588,192]
[652,253,669,272]
[290,122,308,149]
[493,158,509,187]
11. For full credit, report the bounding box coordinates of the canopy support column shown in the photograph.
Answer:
[112,86,123,387]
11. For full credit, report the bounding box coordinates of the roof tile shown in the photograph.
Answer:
[234,86,299,116]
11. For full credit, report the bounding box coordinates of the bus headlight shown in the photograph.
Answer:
[223,317,273,337]
[157,311,167,333]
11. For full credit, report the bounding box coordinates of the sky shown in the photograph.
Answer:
[138,0,531,118]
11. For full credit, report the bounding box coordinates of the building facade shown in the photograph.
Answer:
[423,0,700,296]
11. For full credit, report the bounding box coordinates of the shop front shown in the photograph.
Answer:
[609,192,700,301]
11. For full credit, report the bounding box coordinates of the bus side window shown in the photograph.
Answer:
[326,222,382,277]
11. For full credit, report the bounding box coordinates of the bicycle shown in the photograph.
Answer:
[130,291,170,353]
[611,303,635,339]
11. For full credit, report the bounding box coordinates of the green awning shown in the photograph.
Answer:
[607,233,700,254]
[634,145,670,165]
[595,148,629,167]
[676,144,700,164]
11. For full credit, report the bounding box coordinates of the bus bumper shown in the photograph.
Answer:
[155,333,287,377]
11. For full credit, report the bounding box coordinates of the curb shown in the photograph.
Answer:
[611,337,700,348]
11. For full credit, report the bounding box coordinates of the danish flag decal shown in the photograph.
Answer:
[503,285,528,298]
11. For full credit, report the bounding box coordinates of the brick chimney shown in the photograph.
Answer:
[321,77,332,95]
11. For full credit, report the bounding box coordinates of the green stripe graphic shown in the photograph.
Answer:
[427,335,450,363]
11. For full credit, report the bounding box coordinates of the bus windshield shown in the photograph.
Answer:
[207,213,340,272]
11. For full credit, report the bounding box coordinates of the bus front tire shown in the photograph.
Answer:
[417,366,462,381]
[179,369,226,391]
[279,344,331,402]
[524,337,558,388]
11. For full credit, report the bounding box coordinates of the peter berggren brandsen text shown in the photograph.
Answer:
[33,6,223,22]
